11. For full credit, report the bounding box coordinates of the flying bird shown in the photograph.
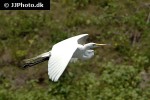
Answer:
[23,34,109,82]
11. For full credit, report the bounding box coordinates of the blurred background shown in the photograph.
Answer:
[0,0,150,100]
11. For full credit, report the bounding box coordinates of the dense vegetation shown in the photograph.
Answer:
[0,0,150,100]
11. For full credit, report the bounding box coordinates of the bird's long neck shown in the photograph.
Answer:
[80,44,94,60]
[83,43,91,50]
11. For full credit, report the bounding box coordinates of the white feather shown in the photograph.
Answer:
[48,34,88,82]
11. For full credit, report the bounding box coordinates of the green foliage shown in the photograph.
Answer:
[0,61,149,100]
[0,0,150,100]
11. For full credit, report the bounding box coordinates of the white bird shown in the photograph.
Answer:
[23,34,109,82]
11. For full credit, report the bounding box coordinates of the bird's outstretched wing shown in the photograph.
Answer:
[48,34,88,82]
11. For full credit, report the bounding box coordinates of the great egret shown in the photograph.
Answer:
[23,34,109,82]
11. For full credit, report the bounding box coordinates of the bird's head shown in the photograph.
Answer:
[85,43,110,49]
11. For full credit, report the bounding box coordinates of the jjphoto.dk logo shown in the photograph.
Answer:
[5,2,44,8]
[0,0,50,10]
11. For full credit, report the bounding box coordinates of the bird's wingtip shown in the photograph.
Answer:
[80,33,89,37]
[83,33,88,35]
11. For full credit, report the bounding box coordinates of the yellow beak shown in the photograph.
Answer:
[95,43,110,46]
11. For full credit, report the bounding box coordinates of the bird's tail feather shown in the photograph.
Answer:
[22,52,50,68]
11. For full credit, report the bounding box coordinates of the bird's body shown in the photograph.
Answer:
[72,44,94,60]
[23,34,109,82]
